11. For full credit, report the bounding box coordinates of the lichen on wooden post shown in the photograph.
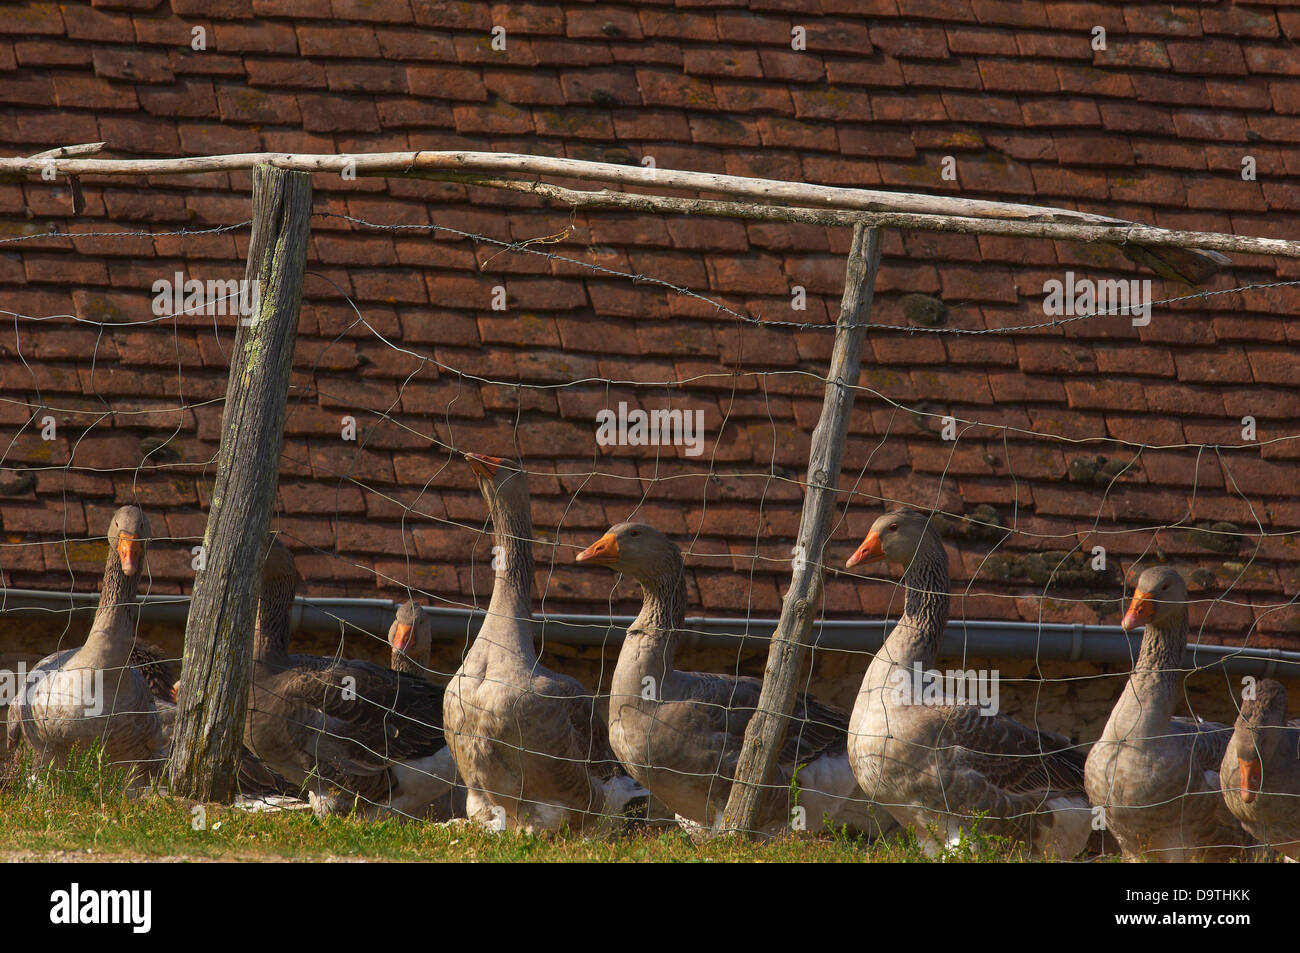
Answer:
[167,164,312,801]
[720,223,882,836]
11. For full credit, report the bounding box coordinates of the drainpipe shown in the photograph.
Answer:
[2,587,1297,678]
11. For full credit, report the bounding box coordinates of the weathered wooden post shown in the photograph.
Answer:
[720,222,881,835]
[168,164,311,800]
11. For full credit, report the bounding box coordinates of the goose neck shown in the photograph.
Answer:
[79,556,141,669]
[1108,616,1186,736]
[614,556,686,693]
[391,653,426,678]
[478,494,536,660]
[633,554,686,640]
[253,575,295,674]
[885,540,950,669]
[1129,616,1185,699]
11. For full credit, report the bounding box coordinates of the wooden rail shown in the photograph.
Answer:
[9,146,1298,274]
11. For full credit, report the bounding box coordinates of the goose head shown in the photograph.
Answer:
[1121,566,1187,632]
[846,509,937,569]
[1232,678,1289,804]
[389,599,432,664]
[108,505,150,578]
[575,522,680,582]
[464,452,529,521]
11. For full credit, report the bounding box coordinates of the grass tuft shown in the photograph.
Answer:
[0,753,1094,862]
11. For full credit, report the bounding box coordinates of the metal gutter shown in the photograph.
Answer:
[3,587,1298,678]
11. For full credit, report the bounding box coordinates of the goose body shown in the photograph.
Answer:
[127,640,179,744]
[7,506,168,778]
[1085,566,1254,861]
[1220,679,1300,859]
[846,511,1092,858]
[129,640,179,705]
[577,522,894,838]
[244,542,455,818]
[443,454,644,833]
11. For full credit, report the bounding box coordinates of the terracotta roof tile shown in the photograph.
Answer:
[1,2,1298,642]
[870,20,950,58]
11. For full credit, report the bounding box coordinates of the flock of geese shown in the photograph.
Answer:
[6,451,1299,861]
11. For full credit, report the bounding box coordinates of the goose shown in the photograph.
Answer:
[7,505,169,779]
[576,521,896,839]
[443,453,646,833]
[845,509,1092,858]
[1085,565,1255,861]
[1221,678,1300,860]
[388,600,434,680]
[383,599,466,818]
[244,540,456,819]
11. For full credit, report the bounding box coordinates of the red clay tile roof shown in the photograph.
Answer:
[1,1,1298,649]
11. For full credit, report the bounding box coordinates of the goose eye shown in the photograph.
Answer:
[630,530,639,537]
[888,523,898,531]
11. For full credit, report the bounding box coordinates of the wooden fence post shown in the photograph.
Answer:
[168,164,312,801]
[720,222,882,835]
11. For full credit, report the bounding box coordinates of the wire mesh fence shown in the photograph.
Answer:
[0,200,1297,858]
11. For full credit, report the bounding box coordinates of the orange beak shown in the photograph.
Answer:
[1122,590,1154,632]
[392,622,414,653]
[846,531,884,568]
[465,453,503,479]
[1238,758,1262,804]
[117,532,142,576]
[576,533,619,565]
[170,680,179,704]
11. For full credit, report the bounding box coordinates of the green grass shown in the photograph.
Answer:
[0,747,1043,863]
